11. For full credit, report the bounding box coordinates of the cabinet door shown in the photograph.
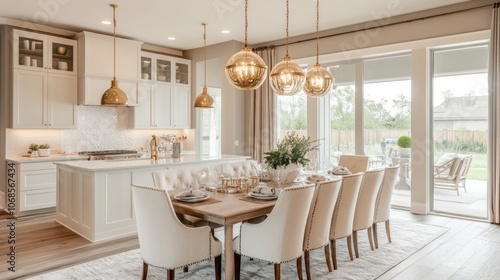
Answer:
[134,82,155,128]
[48,74,77,128]
[13,29,47,71]
[156,57,172,83]
[12,69,47,128]
[171,86,190,128]
[156,83,173,128]
[174,59,190,85]
[140,54,153,82]
[48,36,77,75]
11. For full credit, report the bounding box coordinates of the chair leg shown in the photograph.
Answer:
[324,244,333,272]
[385,220,392,243]
[234,253,241,280]
[373,223,379,249]
[331,239,338,270]
[346,236,354,261]
[297,255,303,280]
[183,267,188,272]
[274,263,281,280]
[167,269,175,280]
[368,227,375,251]
[304,251,310,280]
[353,231,359,258]
[215,255,222,280]
[142,262,148,280]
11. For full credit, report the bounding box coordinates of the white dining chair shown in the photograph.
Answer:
[373,165,400,248]
[220,160,259,177]
[328,172,364,270]
[131,184,222,280]
[300,177,342,280]
[338,155,370,174]
[352,169,385,258]
[233,183,315,280]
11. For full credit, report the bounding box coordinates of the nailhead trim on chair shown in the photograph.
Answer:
[305,181,327,251]
[132,184,221,271]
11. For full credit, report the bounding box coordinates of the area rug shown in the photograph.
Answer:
[29,219,447,280]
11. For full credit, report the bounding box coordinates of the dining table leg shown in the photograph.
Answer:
[225,224,234,279]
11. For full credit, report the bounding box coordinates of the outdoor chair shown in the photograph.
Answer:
[338,155,370,174]
[434,155,473,196]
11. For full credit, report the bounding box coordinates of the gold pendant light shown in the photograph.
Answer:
[101,4,128,106]
[270,0,305,96]
[194,23,215,108]
[225,0,268,90]
[304,0,334,98]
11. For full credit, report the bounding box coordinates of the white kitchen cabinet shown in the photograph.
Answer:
[7,161,57,214]
[75,31,142,105]
[133,52,190,129]
[11,30,77,129]
[12,70,77,128]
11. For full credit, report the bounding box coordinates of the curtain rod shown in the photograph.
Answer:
[264,2,495,49]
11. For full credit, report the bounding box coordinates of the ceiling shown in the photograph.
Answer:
[0,0,473,51]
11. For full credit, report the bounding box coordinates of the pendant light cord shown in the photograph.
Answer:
[203,23,207,88]
[112,4,117,80]
[285,0,289,57]
[244,0,248,48]
[315,0,319,65]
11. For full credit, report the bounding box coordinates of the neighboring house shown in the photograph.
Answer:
[434,96,488,130]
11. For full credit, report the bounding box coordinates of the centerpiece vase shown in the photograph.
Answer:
[269,163,301,186]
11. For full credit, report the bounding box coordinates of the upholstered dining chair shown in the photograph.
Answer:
[300,177,342,280]
[220,160,259,178]
[233,183,315,280]
[328,172,364,270]
[352,169,385,258]
[131,184,222,280]
[372,165,400,249]
[338,155,370,174]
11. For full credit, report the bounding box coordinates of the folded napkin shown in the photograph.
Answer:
[177,189,205,198]
[252,186,281,196]
[330,166,351,175]
[307,174,326,182]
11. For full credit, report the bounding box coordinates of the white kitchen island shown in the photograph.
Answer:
[54,154,249,242]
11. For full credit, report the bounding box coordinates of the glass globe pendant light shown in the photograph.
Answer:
[225,0,268,90]
[101,4,128,106]
[194,23,215,108]
[304,0,334,98]
[270,0,305,96]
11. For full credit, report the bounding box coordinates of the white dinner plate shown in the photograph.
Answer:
[249,193,278,200]
[174,193,210,203]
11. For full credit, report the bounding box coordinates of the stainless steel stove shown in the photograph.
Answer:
[78,150,142,160]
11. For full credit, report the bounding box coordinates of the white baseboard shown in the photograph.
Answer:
[410,201,428,215]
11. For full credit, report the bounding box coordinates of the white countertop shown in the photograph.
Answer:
[53,154,250,172]
[6,154,89,163]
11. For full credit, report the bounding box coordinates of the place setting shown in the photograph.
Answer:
[171,184,221,206]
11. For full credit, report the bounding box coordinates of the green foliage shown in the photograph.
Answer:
[29,143,39,151]
[397,135,411,148]
[264,131,319,169]
[39,143,50,149]
[279,95,307,130]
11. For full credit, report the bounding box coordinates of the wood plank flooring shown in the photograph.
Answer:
[0,209,499,280]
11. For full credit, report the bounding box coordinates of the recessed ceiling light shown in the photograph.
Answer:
[101,20,111,25]
[221,30,230,34]
[168,37,176,40]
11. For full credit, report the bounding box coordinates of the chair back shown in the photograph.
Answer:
[457,155,473,180]
[338,155,369,174]
[239,184,315,263]
[131,184,215,269]
[353,169,385,231]
[303,178,342,251]
[152,168,208,190]
[373,166,399,224]
[221,160,258,177]
[330,173,364,239]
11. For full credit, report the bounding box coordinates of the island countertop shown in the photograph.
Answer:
[53,154,250,172]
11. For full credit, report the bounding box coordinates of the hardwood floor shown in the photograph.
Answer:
[0,209,499,279]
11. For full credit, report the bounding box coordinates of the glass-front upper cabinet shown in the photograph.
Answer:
[175,59,190,85]
[13,29,77,75]
[141,55,153,81]
[156,58,172,83]
[141,52,180,84]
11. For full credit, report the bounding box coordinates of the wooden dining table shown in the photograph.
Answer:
[170,190,277,279]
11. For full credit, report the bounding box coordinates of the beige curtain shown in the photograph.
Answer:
[489,3,500,224]
[248,46,277,162]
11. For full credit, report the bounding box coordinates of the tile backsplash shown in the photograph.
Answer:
[6,106,195,156]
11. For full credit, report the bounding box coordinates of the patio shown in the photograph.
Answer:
[391,179,488,219]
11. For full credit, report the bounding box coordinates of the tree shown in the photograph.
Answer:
[330,86,355,129]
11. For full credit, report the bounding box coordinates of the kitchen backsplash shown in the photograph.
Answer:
[6,106,195,156]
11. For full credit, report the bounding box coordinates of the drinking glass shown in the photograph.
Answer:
[308,157,317,172]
